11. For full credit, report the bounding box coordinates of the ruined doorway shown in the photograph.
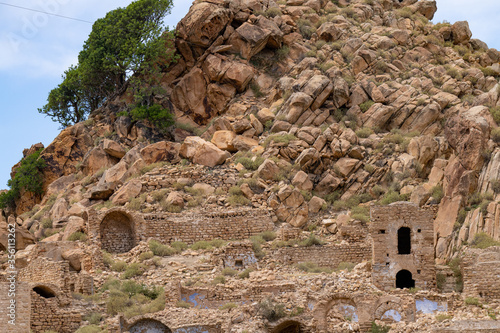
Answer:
[33,286,56,298]
[129,319,172,333]
[100,211,135,253]
[397,227,411,254]
[396,270,415,289]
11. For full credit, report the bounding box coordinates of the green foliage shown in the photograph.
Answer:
[492,179,500,194]
[470,232,500,249]
[149,240,177,256]
[0,149,46,210]
[105,279,164,317]
[111,260,128,272]
[465,297,480,306]
[234,151,265,170]
[212,275,226,285]
[176,300,192,308]
[370,321,390,333]
[336,262,356,272]
[264,133,297,147]
[190,239,226,251]
[379,190,408,205]
[122,263,146,279]
[299,233,325,247]
[356,127,373,138]
[41,0,176,127]
[359,100,375,113]
[258,298,286,322]
[219,302,238,310]
[431,185,444,203]
[264,7,282,18]
[171,241,188,252]
[84,312,103,325]
[448,258,463,292]
[129,104,174,132]
[297,261,333,274]
[259,231,277,242]
[435,314,452,322]
[297,19,315,39]
[491,127,500,143]
[68,232,87,242]
[139,251,154,261]
[275,46,290,61]
[221,267,238,276]
[239,268,253,279]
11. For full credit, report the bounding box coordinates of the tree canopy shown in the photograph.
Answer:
[39,0,174,127]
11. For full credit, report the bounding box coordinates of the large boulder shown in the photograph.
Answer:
[211,131,238,152]
[176,2,233,48]
[316,22,341,42]
[61,216,86,241]
[415,0,437,20]
[110,179,143,205]
[229,22,271,60]
[0,216,35,251]
[257,159,280,180]
[451,21,472,45]
[180,137,230,167]
[222,61,254,92]
[103,139,126,159]
[140,141,181,165]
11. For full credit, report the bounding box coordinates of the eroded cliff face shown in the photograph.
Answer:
[4,1,500,331]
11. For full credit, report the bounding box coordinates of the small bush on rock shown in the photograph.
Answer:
[258,298,286,322]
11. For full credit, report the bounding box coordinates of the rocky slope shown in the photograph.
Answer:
[3,0,500,332]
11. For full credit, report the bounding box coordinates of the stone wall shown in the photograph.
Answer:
[462,246,500,299]
[212,241,258,270]
[30,288,81,333]
[370,202,436,291]
[0,282,30,333]
[88,208,275,249]
[274,243,372,268]
[180,281,296,309]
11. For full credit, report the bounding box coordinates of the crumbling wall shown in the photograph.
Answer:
[30,285,81,333]
[370,202,436,291]
[462,246,500,299]
[274,243,372,268]
[212,241,257,270]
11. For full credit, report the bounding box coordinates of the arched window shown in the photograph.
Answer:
[397,227,411,254]
[33,286,56,298]
[100,211,135,253]
[129,319,171,333]
[396,270,415,289]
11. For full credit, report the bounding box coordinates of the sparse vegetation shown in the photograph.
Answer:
[370,321,390,333]
[258,298,286,321]
[149,240,177,256]
[470,232,500,249]
[104,279,164,317]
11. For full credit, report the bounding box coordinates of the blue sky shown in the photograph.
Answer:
[0,0,499,189]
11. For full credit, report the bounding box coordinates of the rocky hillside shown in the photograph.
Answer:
[3,0,500,332]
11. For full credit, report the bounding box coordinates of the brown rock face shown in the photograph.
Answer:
[110,179,143,205]
[180,136,230,167]
[176,2,233,48]
[445,110,490,171]
[140,141,181,165]
[451,21,472,45]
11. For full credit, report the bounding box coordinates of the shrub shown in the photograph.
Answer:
[75,326,104,333]
[68,231,87,242]
[176,300,192,308]
[465,297,480,306]
[228,193,251,206]
[299,233,324,247]
[84,312,103,325]
[139,251,154,261]
[336,262,356,272]
[171,241,188,252]
[0,149,46,209]
[435,314,452,322]
[129,194,146,211]
[448,258,463,292]
[470,232,500,249]
[122,263,145,279]
[264,134,297,147]
[431,185,444,203]
[491,127,500,143]
[111,261,127,272]
[234,151,265,170]
[149,240,176,256]
[41,217,53,229]
[219,303,238,310]
[356,127,373,138]
[190,239,226,251]
[259,230,277,242]
[297,19,315,39]
[212,275,226,285]
[379,190,408,205]
[275,46,289,61]
[370,321,390,333]
[258,298,286,322]
[239,268,253,279]
[222,268,238,276]
[436,272,446,292]
[130,104,174,132]
[290,307,305,317]
[105,280,164,317]
[359,100,375,113]
[250,81,264,98]
[251,236,266,258]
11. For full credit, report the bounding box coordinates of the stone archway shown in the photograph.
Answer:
[271,320,303,333]
[396,269,415,289]
[129,319,172,333]
[374,299,404,323]
[100,211,135,253]
[32,285,56,298]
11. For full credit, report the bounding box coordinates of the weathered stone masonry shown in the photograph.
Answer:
[462,246,500,299]
[370,202,436,291]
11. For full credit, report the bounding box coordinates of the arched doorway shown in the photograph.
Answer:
[272,320,303,333]
[100,211,135,253]
[33,285,56,298]
[129,319,172,333]
[396,270,415,289]
[397,227,411,254]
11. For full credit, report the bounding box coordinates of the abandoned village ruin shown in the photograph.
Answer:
[3,0,500,332]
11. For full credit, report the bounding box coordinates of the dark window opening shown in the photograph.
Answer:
[398,227,411,254]
[379,230,386,234]
[33,286,56,298]
[235,260,243,267]
[386,262,389,266]
[273,321,302,333]
[396,270,415,289]
[417,229,421,233]
[417,270,421,274]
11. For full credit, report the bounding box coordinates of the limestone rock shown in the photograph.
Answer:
[192,183,215,196]
[256,108,275,124]
[140,141,181,165]
[451,21,472,44]
[316,22,341,42]
[111,179,143,205]
[212,131,238,152]
[292,171,313,191]
[415,0,437,20]
[180,137,230,167]
[257,159,280,180]
[222,61,254,92]
[165,191,185,209]
[0,217,35,251]
[232,136,259,152]
[309,196,326,213]
[103,139,126,159]
[62,216,85,241]
[230,22,270,60]
[62,248,85,271]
